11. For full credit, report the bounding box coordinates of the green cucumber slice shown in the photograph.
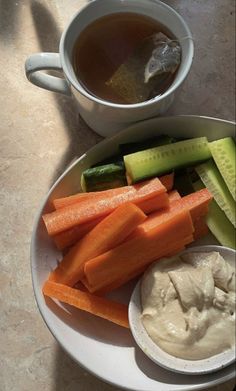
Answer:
[119,135,175,155]
[81,162,127,192]
[196,160,236,227]
[209,137,236,201]
[124,137,211,183]
[193,180,236,249]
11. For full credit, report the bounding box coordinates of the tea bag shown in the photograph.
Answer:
[106,32,181,104]
[144,33,181,82]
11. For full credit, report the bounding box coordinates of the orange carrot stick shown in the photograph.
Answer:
[53,173,174,210]
[82,237,192,295]
[84,210,194,292]
[43,281,129,328]
[85,234,194,294]
[129,188,212,238]
[53,217,103,251]
[42,178,166,236]
[193,216,209,240]
[159,173,174,191]
[53,191,176,250]
[168,190,181,202]
[137,192,169,214]
[53,187,133,210]
[127,189,211,240]
[49,202,146,286]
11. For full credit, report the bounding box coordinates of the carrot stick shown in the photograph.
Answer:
[53,217,103,250]
[159,173,174,191]
[82,236,192,295]
[84,210,194,292]
[166,244,187,257]
[53,187,133,210]
[129,188,212,239]
[168,190,181,202]
[43,281,129,328]
[49,202,146,286]
[193,216,209,240]
[53,191,176,250]
[127,189,211,240]
[85,234,194,294]
[82,264,148,295]
[53,188,207,251]
[42,178,166,236]
[137,192,169,214]
[53,173,174,210]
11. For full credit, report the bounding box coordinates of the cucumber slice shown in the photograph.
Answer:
[124,137,211,183]
[193,180,236,249]
[119,135,175,155]
[209,137,236,201]
[196,160,236,227]
[81,162,127,192]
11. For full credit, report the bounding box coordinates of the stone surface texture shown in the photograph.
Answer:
[0,1,235,390]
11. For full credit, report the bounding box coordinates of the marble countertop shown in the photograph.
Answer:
[1,1,235,390]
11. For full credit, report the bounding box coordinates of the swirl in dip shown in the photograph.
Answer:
[141,252,235,360]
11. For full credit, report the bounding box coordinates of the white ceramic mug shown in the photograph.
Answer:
[25,0,194,137]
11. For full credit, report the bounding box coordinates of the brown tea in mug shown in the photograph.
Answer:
[73,13,181,104]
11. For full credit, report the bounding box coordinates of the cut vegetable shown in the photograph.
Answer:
[87,234,194,294]
[168,190,181,202]
[119,135,175,155]
[129,188,212,239]
[196,160,236,227]
[193,180,236,249]
[43,281,129,328]
[82,263,153,295]
[53,190,176,250]
[84,209,194,292]
[49,203,146,286]
[53,218,103,250]
[124,137,211,183]
[209,137,236,201]
[137,192,169,214]
[42,178,166,236]
[53,187,133,210]
[159,173,174,191]
[83,237,193,294]
[81,162,127,192]
[54,173,173,210]
[193,216,209,240]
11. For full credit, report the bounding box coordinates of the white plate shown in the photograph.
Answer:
[31,116,236,391]
[129,245,236,375]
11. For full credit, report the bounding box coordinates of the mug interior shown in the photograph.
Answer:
[60,0,194,107]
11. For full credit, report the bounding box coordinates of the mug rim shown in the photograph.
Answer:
[59,0,194,110]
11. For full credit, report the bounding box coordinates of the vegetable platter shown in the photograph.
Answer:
[31,115,235,391]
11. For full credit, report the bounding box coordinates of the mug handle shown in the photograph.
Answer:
[25,53,71,96]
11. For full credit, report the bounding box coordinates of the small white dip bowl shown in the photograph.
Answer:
[128,245,236,375]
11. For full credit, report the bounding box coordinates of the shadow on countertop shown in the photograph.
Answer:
[0,0,20,40]
[52,339,236,391]
[53,344,122,391]
[29,0,101,186]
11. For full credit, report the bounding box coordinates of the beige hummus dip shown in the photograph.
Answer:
[141,252,235,360]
